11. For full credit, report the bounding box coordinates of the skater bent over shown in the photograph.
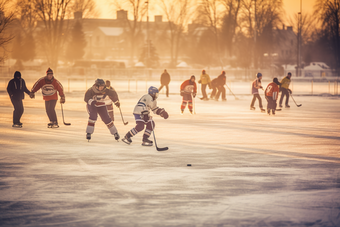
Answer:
[7,71,30,127]
[122,86,169,146]
[210,71,226,101]
[30,68,65,128]
[158,69,171,97]
[180,75,197,114]
[198,69,211,100]
[84,79,120,141]
[265,78,280,115]
[250,72,265,112]
[279,72,292,108]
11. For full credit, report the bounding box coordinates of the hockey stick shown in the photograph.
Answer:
[60,103,71,125]
[118,107,128,125]
[225,84,239,100]
[290,93,302,107]
[151,119,168,151]
[192,94,196,114]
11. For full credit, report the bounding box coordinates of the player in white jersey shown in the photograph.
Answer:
[122,86,169,146]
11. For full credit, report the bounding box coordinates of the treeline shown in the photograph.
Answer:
[0,0,339,72]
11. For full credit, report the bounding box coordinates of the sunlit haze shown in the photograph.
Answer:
[96,0,316,22]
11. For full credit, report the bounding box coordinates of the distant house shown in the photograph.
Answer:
[90,27,127,59]
[274,25,297,66]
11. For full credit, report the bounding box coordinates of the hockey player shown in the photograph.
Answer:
[198,69,211,100]
[84,79,120,141]
[30,68,65,128]
[122,86,169,146]
[180,75,197,114]
[279,72,292,108]
[210,71,226,101]
[250,72,265,112]
[265,78,281,115]
[7,71,30,127]
[158,69,171,97]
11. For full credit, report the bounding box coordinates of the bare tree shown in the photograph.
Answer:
[314,0,340,71]
[288,12,316,45]
[0,0,15,63]
[159,0,193,67]
[110,0,147,66]
[239,0,283,68]
[33,0,73,69]
[220,0,241,58]
[71,0,99,18]
[198,0,225,67]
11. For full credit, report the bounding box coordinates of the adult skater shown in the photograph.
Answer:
[122,86,169,146]
[279,72,292,108]
[84,79,120,141]
[158,69,171,97]
[180,75,197,114]
[7,71,30,127]
[265,78,281,115]
[198,69,211,101]
[210,71,226,101]
[105,80,116,121]
[250,72,265,112]
[30,68,65,128]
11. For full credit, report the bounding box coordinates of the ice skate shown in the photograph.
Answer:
[222,98,227,102]
[86,133,91,141]
[180,110,184,115]
[48,122,59,128]
[203,98,209,101]
[279,104,283,108]
[12,123,22,128]
[267,109,271,115]
[285,104,290,108]
[272,109,276,115]
[142,138,153,146]
[114,132,120,141]
[261,108,265,113]
[189,110,193,114]
[122,136,132,145]
[250,107,256,111]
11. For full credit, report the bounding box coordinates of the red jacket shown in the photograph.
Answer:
[265,82,280,100]
[31,76,64,101]
[180,80,197,94]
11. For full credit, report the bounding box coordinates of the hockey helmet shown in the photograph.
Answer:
[256,72,262,78]
[148,86,159,99]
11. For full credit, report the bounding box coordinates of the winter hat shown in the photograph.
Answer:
[256,72,262,78]
[273,77,280,85]
[46,68,53,75]
[190,75,195,80]
[14,71,21,79]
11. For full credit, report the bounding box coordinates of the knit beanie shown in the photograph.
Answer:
[14,71,21,79]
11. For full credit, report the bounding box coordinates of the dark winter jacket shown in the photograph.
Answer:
[211,74,226,88]
[7,72,30,100]
[160,72,171,85]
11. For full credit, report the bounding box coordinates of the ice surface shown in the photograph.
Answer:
[0,86,339,226]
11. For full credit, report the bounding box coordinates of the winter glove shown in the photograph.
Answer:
[29,92,35,99]
[114,101,120,108]
[192,93,196,98]
[198,80,201,84]
[60,96,65,104]
[156,108,169,119]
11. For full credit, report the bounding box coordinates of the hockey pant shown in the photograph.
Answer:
[265,96,277,110]
[279,87,290,106]
[10,98,24,124]
[45,100,58,123]
[126,115,155,141]
[250,94,263,109]
[106,103,114,121]
[86,104,118,135]
[181,93,193,112]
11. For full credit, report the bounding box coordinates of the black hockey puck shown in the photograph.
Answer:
[187,164,191,166]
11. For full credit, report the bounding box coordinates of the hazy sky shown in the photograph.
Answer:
[96,0,316,22]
